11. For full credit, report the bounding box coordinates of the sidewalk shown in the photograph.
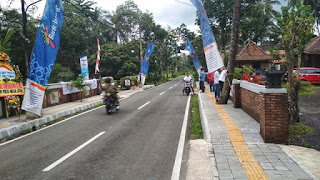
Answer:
[0,85,154,141]
[198,84,319,180]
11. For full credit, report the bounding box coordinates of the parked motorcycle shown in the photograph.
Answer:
[103,93,119,114]
[184,82,192,96]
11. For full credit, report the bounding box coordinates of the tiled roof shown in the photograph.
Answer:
[236,40,273,62]
[305,36,320,54]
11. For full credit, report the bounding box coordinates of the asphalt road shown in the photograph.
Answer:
[0,78,191,180]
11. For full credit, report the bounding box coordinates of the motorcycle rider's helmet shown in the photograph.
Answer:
[105,77,111,83]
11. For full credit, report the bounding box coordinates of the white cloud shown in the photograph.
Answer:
[1,0,199,32]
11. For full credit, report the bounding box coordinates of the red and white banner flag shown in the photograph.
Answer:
[95,38,100,73]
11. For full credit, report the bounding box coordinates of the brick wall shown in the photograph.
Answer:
[42,82,101,108]
[237,81,289,144]
[240,88,262,123]
[260,93,289,144]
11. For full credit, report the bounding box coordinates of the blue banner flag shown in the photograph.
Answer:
[185,38,202,73]
[22,0,65,115]
[139,42,154,84]
[190,0,224,73]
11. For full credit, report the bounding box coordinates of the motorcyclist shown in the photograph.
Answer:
[182,72,195,95]
[101,77,119,109]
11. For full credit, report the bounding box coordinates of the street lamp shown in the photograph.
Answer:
[1,0,43,76]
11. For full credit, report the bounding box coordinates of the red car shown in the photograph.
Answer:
[294,67,320,85]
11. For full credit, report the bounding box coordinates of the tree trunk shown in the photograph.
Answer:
[219,0,242,104]
[285,49,300,124]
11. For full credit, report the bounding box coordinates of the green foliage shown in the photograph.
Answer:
[234,68,242,80]
[277,1,315,124]
[283,81,319,95]
[289,123,315,136]
[0,29,14,53]
[269,48,284,61]
[48,63,75,83]
[242,65,254,75]
[191,95,203,139]
[70,76,87,101]
[233,65,254,80]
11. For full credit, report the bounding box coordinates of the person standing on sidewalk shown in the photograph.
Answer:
[199,68,206,92]
[214,69,221,102]
[219,68,227,91]
[207,72,214,92]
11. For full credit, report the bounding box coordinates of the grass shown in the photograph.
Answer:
[283,81,319,95]
[289,123,315,136]
[190,94,204,139]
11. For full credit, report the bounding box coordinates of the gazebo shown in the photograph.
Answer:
[303,35,320,68]
[236,40,273,70]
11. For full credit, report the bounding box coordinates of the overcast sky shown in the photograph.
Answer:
[1,0,286,33]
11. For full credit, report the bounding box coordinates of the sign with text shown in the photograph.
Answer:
[22,0,65,116]
[80,56,89,80]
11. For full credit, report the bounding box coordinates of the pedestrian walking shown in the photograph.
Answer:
[214,69,221,102]
[219,68,227,91]
[199,68,206,92]
[207,72,214,92]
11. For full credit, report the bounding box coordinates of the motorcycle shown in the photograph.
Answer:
[184,82,192,96]
[103,93,119,114]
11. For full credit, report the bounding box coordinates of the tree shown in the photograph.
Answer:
[111,0,141,43]
[0,29,14,53]
[276,2,315,124]
[48,63,75,83]
[203,0,233,51]
[70,76,87,102]
[219,0,242,104]
[287,0,320,34]
[239,0,281,45]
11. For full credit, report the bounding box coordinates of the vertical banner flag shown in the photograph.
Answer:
[95,38,100,74]
[185,38,203,73]
[190,0,224,73]
[22,0,64,116]
[80,56,89,80]
[139,42,154,85]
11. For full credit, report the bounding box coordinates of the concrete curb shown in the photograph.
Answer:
[0,99,103,140]
[142,85,155,90]
[198,91,219,180]
[279,145,319,180]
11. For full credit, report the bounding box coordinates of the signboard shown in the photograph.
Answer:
[61,82,80,95]
[0,55,24,97]
[125,79,130,86]
[80,56,89,80]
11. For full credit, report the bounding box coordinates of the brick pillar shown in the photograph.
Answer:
[233,83,241,108]
[260,93,289,144]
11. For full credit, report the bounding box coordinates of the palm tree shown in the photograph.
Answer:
[287,0,320,34]
[219,0,242,104]
[70,76,87,102]
[0,29,14,53]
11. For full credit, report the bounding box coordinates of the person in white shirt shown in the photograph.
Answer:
[214,69,221,102]
[219,68,227,91]
[182,72,194,95]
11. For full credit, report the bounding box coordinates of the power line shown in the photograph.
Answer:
[174,0,194,7]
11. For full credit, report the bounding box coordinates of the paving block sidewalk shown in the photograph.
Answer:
[0,86,154,141]
[198,85,318,180]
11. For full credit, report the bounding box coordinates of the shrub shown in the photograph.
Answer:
[283,81,318,95]
[289,123,315,136]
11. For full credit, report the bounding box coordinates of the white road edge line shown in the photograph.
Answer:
[43,131,105,172]
[0,96,129,147]
[138,101,150,110]
[171,95,191,180]
[159,92,165,96]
